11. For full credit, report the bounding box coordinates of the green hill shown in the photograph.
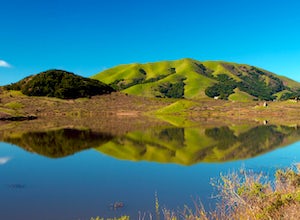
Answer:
[4,69,115,99]
[92,58,300,101]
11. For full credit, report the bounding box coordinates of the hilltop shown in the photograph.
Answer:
[92,58,300,101]
[4,69,115,99]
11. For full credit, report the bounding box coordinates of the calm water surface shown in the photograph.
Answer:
[1,124,300,220]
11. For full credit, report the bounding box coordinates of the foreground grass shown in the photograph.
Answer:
[210,166,300,220]
[92,165,300,220]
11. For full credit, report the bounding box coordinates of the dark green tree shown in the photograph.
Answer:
[5,69,115,99]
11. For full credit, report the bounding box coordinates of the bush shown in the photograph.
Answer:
[205,71,286,101]
[158,79,186,98]
[205,74,237,99]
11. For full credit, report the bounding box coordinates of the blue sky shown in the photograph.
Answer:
[1,0,300,85]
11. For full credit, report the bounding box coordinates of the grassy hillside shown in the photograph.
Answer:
[4,69,115,99]
[92,59,300,101]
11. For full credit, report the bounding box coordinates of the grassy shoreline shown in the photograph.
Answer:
[1,91,300,125]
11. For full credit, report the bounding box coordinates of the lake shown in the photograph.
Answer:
[1,122,300,219]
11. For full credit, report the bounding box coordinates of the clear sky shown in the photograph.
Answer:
[1,0,300,85]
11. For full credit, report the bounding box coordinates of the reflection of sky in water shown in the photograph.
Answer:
[0,157,11,165]
[0,141,300,219]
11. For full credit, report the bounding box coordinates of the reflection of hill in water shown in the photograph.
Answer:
[3,128,113,158]
[96,125,300,165]
[1,124,300,164]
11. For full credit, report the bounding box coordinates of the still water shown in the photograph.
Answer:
[1,124,300,219]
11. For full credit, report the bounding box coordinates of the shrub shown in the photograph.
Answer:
[158,79,185,98]
[205,74,237,100]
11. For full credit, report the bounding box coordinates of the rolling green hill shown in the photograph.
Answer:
[92,58,300,101]
[4,69,115,99]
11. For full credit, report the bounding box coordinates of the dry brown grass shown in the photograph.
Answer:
[89,164,300,220]
[2,89,300,128]
[169,166,300,220]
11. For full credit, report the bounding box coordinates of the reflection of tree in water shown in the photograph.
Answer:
[158,128,185,147]
[205,127,237,149]
[4,128,114,158]
[4,124,300,164]
[238,126,284,155]
[112,127,185,156]
[97,124,300,165]
[205,125,300,160]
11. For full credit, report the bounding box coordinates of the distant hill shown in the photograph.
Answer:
[92,58,300,101]
[4,69,115,99]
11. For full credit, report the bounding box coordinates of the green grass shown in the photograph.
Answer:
[274,90,292,99]
[229,124,253,136]
[155,100,196,115]
[277,75,300,89]
[154,115,196,127]
[138,60,173,79]
[92,59,222,99]
[183,71,215,99]
[92,63,143,84]
[91,58,300,101]
[0,107,15,115]
[4,101,24,109]
[123,83,155,97]
[228,88,255,102]
[123,73,185,97]
[203,61,242,81]
[1,90,25,97]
